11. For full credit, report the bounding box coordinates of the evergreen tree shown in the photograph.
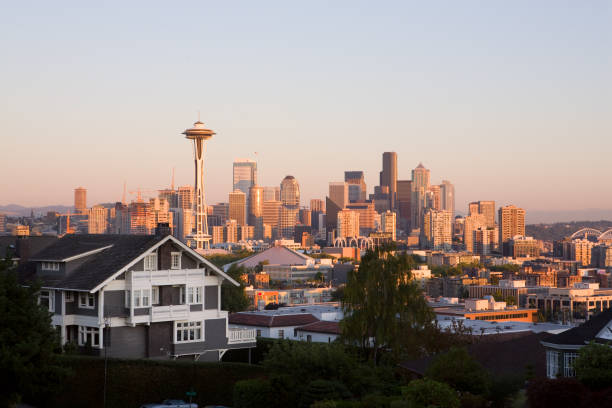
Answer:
[222,264,250,313]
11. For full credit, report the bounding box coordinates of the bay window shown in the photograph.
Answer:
[175,321,203,343]
[78,326,100,347]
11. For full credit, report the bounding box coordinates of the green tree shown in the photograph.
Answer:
[341,244,434,364]
[0,256,67,406]
[573,341,612,390]
[395,378,460,408]
[314,271,325,282]
[425,347,490,396]
[222,264,250,313]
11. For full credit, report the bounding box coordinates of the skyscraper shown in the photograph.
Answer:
[233,159,257,195]
[280,176,300,206]
[279,176,300,239]
[310,199,325,213]
[88,205,108,234]
[469,201,496,228]
[473,226,499,256]
[411,163,430,230]
[397,180,412,230]
[229,190,247,226]
[263,186,280,202]
[345,171,367,202]
[421,209,453,250]
[380,152,397,210]
[464,213,487,253]
[499,205,526,243]
[381,210,397,241]
[329,182,349,210]
[74,187,87,214]
[263,200,282,236]
[178,186,195,211]
[182,119,215,251]
[439,180,455,217]
[249,185,264,238]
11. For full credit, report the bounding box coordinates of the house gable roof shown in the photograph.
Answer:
[542,309,612,347]
[228,246,313,270]
[18,234,239,292]
[296,320,342,335]
[229,312,319,327]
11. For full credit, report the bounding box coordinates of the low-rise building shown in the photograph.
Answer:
[526,282,612,322]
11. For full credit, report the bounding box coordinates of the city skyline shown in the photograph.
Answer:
[2,2,611,213]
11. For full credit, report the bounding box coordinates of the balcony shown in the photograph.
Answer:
[151,304,189,322]
[228,328,257,344]
[131,269,212,287]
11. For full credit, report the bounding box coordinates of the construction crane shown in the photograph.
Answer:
[128,188,158,203]
[57,210,76,235]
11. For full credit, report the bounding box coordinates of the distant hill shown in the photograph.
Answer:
[526,220,612,242]
[0,204,74,217]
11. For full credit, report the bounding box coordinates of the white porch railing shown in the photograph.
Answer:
[228,328,256,344]
[131,269,207,286]
[151,304,190,322]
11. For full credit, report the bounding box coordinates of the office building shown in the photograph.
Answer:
[570,239,595,266]
[212,203,229,223]
[503,236,540,258]
[229,190,247,226]
[249,185,264,238]
[422,209,452,250]
[337,210,360,239]
[473,226,499,256]
[411,163,430,230]
[397,180,412,230]
[158,188,178,208]
[439,180,455,217]
[345,171,366,202]
[74,187,87,214]
[329,182,349,209]
[469,201,496,228]
[346,201,376,234]
[88,205,108,234]
[299,208,311,226]
[233,159,257,195]
[381,210,397,241]
[280,176,300,206]
[263,200,282,233]
[464,213,487,253]
[499,205,526,243]
[310,199,325,213]
[279,205,299,239]
[263,186,280,202]
[380,152,397,210]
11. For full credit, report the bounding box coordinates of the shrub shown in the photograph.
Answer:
[401,378,460,408]
[425,347,490,396]
[573,342,612,390]
[233,378,274,408]
[526,378,587,408]
[301,380,352,408]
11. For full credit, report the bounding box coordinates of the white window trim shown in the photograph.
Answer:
[174,320,204,343]
[144,253,158,271]
[41,262,60,271]
[78,326,100,347]
[186,286,203,305]
[130,289,151,308]
[564,352,578,378]
[152,286,160,305]
[547,350,559,379]
[171,252,181,270]
[79,293,96,309]
[38,289,55,312]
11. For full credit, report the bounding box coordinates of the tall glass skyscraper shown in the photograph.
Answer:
[233,159,257,195]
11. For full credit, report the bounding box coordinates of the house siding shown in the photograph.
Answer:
[108,326,147,358]
[104,290,128,317]
[205,285,218,310]
[54,291,62,315]
[148,322,173,358]
[160,286,182,306]
[190,304,203,312]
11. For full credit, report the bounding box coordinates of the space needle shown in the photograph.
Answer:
[182,119,215,251]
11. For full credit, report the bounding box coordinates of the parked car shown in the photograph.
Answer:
[140,400,198,408]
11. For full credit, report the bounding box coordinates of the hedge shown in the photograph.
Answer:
[33,355,265,408]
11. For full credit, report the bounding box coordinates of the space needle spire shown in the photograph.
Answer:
[182,119,215,251]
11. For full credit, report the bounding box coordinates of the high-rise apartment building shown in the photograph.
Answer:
[329,182,349,210]
[129,201,154,235]
[381,210,397,241]
[74,187,87,214]
[88,205,108,234]
[499,205,526,243]
[229,190,247,226]
[469,201,496,228]
[411,163,430,230]
[263,186,280,202]
[473,226,499,256]
[380,152,397,210]
[439,180,455,217]
[570,239,595,266]
[426,185,441,210]
[337,210,360,239]
[310,199,325,213]
[421,209,452,250]
[397,180,412,230]
[233,159,257,195]
[178,186,194,211]
[345,171,367,202]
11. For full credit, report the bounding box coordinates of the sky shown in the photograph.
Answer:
[1,1,611,216]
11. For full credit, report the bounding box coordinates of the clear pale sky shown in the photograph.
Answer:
[1,1,611,214]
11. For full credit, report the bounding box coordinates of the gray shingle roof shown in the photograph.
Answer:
[543,308,612,346]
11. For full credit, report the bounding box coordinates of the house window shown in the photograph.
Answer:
[39,290,55,312]
[547,350,559,379]
[187,287,202,304]
[564,352,579,377]
[278,329,284,339]
[175,321,202,343]
[65,291,74,302]
[78,326,100,347]
[41,262,60,271]
[132,289,150,308]
[144,253,157,271]
[256,329,261,337]
[152,287,159,305]
[79,293,96,309]
[171,252,181,269]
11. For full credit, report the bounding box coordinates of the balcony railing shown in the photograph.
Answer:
[151,304,189,322]
[131,269,207,286]
[228,328,257,344]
